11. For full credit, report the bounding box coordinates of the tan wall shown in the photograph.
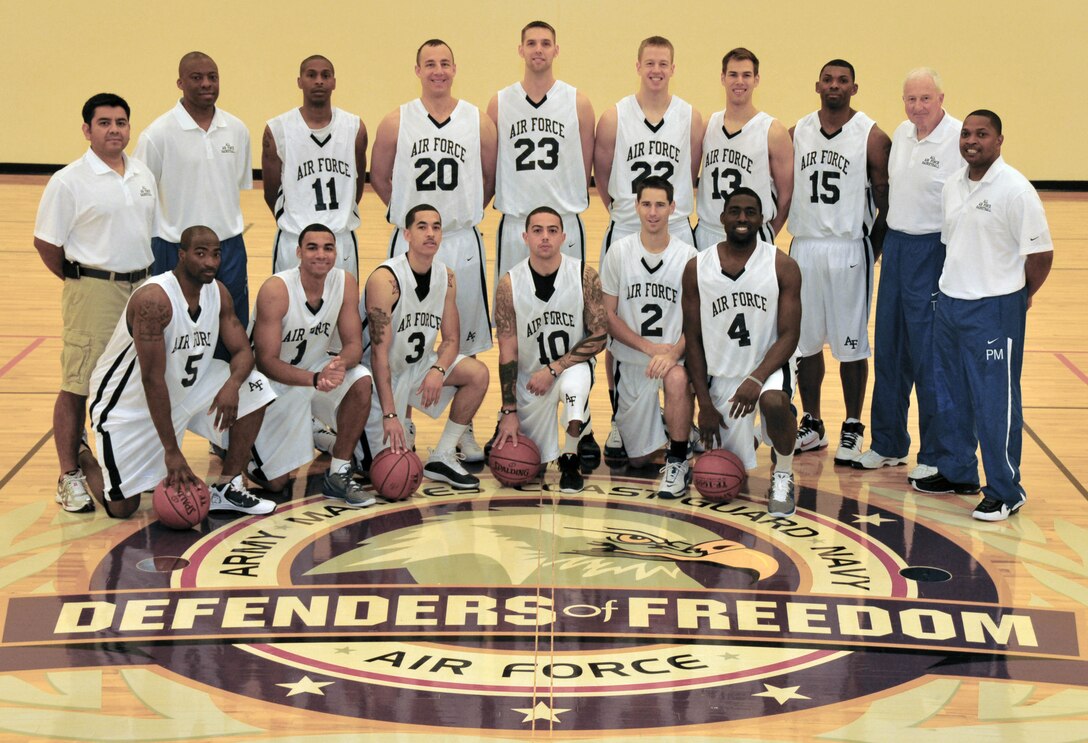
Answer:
[4,0,1085,179]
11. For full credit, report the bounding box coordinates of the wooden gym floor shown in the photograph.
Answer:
[0,176,1086,741]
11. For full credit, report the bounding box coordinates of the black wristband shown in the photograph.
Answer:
[312,372,320,388]
[546,363,559,378]
[383,412,398,419]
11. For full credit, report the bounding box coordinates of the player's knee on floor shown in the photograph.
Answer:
[104,494,141,519]
[662,364,691,394]
[759,390,793,423]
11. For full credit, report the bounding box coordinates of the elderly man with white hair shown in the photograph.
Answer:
[854,68,963,483]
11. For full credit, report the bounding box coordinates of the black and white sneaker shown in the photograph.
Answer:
[578,431,601,469]
[767,471,796,516]
[911,473,981,495]
[423,450,479,490]
[603,422,626,459]
[834,421,865,466]
[557,453,584,493]
[210,475,276,515]
[972,495,1025,522]
[795,413,828,453]
[655,456,691,499]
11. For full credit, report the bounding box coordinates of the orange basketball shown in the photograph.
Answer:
[489,436,542,486]
[369,448,423,501]
[153,480,209,529]
[693,449,747,501]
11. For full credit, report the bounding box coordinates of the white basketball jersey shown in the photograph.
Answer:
[388,99,483,231]
[603,234,696,364]
[271,267,345,369]
[495,81,587,216]
[363,254,448,375]
[697,240,779,378]
[788,111,875,239]
[607,95,694,229]
[510,256,585,384]
[89,274,220,426]
[697,110,778,227]
[269,108,361,235]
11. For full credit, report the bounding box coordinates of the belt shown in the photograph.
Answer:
[63,261,150,283]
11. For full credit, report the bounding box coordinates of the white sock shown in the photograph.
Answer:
[774,451,794,474]
[844,417,861,424]
[436,421,468,454]
[562,429,580,455]
[330,457,351,474]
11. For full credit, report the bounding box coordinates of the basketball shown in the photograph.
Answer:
[489,436,542,487]
[369,448,423,501]
[152,480,210,530]
[693,449,747,501]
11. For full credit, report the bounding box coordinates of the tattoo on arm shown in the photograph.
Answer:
[499,360,518,406]
[135,298,170,342]
[389,276,400,299]
[582,268,608,337]
[494,279,516,339]
[367,307,391,346]
[568,333,607,361]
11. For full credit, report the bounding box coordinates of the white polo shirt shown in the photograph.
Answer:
[887,111,964,234]
[135,101,252,243]
[939,157,1053,300]
[34,149,157,271]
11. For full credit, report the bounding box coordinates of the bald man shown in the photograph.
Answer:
[136,51,253,327]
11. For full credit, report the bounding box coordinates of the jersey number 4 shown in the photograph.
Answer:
[728,314,751,347]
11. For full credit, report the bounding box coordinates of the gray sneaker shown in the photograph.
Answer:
[323,463,375,507]
[56,471,94,513]
[767,471,796,516]
[457,422,486,463]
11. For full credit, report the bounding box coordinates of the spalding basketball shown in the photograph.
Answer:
[693,449,747,501]
[369,448,423,501]
[153,480,210,529]
[489,436,542,487]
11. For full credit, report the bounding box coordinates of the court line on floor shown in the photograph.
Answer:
[0,428,53,491]
[1054,353,1088,386]
[1024,422,1088,501]
[0,337,45,379]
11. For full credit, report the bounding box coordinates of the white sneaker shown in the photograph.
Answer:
[908,464,938,483]
[56,471,94,513]
[604,422,626,458]
[312,418,337,455]
[656,456,691,499]
[833,421,866,466]
[852,449,908,470]
[404,419,416,452]
[210,475,276,515]
[457,422,485,463]
[795,413,828,453]
[767,471,796,516]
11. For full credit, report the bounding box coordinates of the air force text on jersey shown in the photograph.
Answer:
[710,291,770,317]
[525,310,576,339]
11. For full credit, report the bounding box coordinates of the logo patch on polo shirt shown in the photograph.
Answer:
[221,143,237,154]
[139,186,153,197]
[975,199,992,212]
[921,155,941,169]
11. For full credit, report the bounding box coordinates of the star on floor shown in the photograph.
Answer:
[334,646,356,654]
[851,512,895,526]
[276,675,335,697]
[512,701,571,723]
[753,683,810,704]
[720,652,740,661]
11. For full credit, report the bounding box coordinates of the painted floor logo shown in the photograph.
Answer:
[3,474,1077,731]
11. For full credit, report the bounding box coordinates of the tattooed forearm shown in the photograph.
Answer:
[493,278,516,339]
[582,267,608,336]
[367,307,391,346]
[567,333,607,362]
[499,360,518,406]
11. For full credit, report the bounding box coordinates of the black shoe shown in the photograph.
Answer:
[972,494,1025,522]
[578,433,601,469]
[423,450,480,490]
[911,472,981,495]
[483,422,500,460]
[557,453,583,493]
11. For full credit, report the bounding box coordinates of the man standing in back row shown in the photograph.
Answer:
[488,20,595,283]
[923,110,1052,521]
[695,47,793,250]
[594,35,703,458]
[137,52,252,326]
[35,93,158,512]
[263,55,367,278]
[853,68,963,482]
[370,39,497,458]
[788,59,891,467]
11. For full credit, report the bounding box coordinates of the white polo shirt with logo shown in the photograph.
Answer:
[887,111,964,234]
